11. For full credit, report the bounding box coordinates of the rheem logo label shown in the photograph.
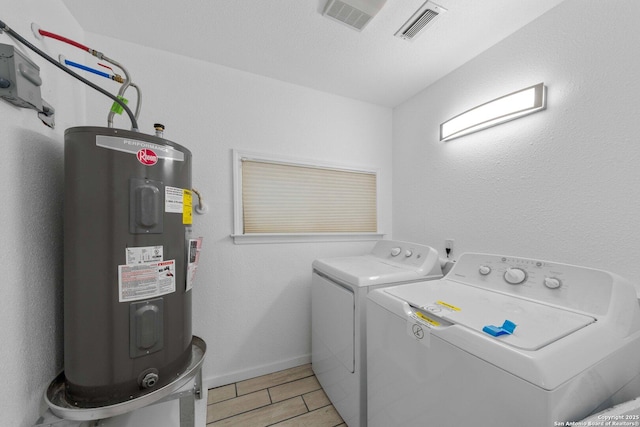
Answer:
[137,148,158,166]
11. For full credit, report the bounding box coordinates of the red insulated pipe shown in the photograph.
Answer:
[38,29,90,52]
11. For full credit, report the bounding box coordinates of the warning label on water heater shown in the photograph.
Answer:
[165,186,193,225]
[118,260,176,302]
[125,245,163,264]
[186,237,203,292]
[165,186,184,213]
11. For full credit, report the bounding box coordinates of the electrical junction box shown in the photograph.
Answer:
[0,43,43,111]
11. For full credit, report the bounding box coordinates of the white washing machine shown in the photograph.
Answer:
[367,253,640,427]
[312,240,444,427]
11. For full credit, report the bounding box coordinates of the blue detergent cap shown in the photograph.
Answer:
[483,320,517,337]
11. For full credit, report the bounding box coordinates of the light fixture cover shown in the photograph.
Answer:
[440,83,547,141]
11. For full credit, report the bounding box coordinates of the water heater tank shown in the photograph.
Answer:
[63,126,193,407]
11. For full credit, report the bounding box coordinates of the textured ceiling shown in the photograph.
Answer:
[60,0,567,107]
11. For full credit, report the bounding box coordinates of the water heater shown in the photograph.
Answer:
[64,126,194,406]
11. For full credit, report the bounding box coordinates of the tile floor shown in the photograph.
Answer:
[207,364,345,426]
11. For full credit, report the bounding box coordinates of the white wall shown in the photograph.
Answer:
[0,1,86,426]
[81,34,393,388]
[392,0,640,281]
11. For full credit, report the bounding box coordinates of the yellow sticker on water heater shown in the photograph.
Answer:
[183,189,192,225]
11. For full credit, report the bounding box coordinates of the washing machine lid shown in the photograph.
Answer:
[313,255,440,287]
[385,280,596,351]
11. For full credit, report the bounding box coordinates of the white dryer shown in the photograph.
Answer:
[367,253,640,427]
[312,240,444,427]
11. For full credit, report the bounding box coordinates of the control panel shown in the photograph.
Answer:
[448,253,616,315]
[370,240,439,271]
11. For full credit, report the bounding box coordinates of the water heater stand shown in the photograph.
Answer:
[36,336,206,427]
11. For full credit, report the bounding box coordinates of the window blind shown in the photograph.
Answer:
[241,159,377,234]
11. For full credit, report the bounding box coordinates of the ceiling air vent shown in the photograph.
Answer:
[323,0,388,31]
[395,1,447,41]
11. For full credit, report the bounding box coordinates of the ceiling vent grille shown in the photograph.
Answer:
[395,1,447,41]
[323,0,388,31]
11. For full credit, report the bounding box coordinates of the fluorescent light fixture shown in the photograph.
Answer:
[440,83,546,142]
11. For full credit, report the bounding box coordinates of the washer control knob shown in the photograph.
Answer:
[391,247,401,257]
[479,265,492,275]
[405,249,413,257]
[504,268,527,285]
[544,277,562,289]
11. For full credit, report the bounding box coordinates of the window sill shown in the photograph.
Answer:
[231,232,385,245]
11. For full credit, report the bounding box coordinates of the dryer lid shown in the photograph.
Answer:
[385,280,595,351]
[313,255,433,287]
[312,240,442,287]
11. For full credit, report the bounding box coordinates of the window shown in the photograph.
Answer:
[232,150,383,244]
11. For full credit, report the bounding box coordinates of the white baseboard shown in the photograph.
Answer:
[202,354,311,390]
